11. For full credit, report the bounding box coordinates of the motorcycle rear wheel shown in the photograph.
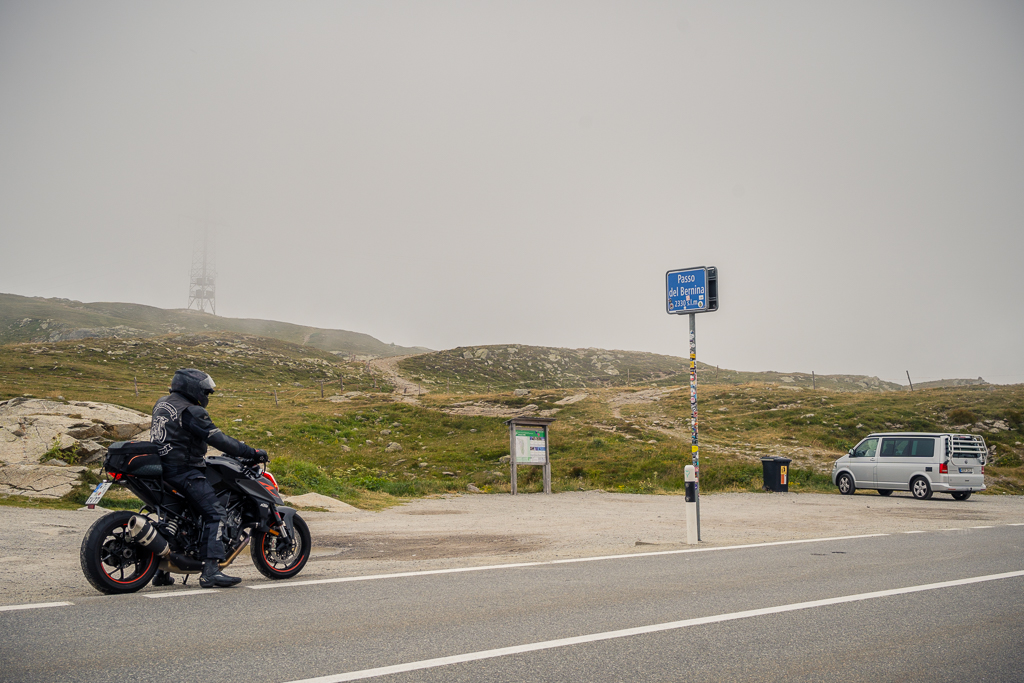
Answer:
[80,510,159,594]
[251,514,311,580]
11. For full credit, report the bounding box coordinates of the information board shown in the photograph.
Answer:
[514,427,547,464]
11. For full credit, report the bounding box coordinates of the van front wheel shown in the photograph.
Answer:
[951,492,972,501]
[837,473,855,495]
[911,477,932,500]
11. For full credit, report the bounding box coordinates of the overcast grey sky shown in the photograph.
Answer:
[2,1,1022,385]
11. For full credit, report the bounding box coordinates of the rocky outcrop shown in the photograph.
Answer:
[0,398,151,499]
[0,397,151,466]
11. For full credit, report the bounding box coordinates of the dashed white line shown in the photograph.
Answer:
[0,601,73,613]
[903,530,927,534]
[249,533,889,590]
[971,526,995,529]
[282,570,1024,683]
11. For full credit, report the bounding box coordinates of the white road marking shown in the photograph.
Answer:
[971,526,995,529]
[1010,523,1024,526]
[0,601,73,613]
[283,569,1024,683]
[249,533,889,590]
[903,530,927,534]
[144,589,219,598]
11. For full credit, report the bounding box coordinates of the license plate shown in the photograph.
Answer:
[85,482,112,507]
[958,467,973,474]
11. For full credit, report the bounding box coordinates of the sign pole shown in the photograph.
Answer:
[666,264,716,543]
[689,313,701,541]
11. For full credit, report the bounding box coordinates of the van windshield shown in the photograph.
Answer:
[880,438,934,458]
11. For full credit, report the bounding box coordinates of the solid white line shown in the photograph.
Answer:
[249,533,889,590]
[144,589,219,598]
[0,601,73,613]
[283,569,1024,683]
[1010,523,1024,527]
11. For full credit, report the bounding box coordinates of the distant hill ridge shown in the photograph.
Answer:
[0,293,429,358]
[1,294,989,392]
[399,344,922,392]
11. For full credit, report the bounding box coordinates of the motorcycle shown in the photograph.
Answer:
[80,441,310,594]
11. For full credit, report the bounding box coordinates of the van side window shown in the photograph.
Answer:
[880,438,935,458]
[853,438,878,458]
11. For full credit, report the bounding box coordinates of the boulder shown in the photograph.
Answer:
[283,492,360,513]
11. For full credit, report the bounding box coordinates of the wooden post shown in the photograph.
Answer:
[134,376,139,397]
[320,380,324,398]
[812,371,816,390]
[273,389,278,407]
[906,370,914,392]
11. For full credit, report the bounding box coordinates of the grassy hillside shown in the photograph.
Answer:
[2,335,1021,511]
[0,292,428,358]
[399,344,905,392]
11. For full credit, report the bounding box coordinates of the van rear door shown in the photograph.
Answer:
[947,435,986,489]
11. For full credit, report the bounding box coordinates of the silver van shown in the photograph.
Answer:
[832,432,987,500]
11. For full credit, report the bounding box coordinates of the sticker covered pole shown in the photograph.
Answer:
[689,312,701,541]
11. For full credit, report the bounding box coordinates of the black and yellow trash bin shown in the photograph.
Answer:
[761,456,792,492]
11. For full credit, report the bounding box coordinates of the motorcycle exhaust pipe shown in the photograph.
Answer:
[126,515,171,558]
[220,531,250,569]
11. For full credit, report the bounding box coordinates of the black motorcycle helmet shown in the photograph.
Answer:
[170,368,217,407]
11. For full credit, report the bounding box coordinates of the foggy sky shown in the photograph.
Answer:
[2,1,1022,385]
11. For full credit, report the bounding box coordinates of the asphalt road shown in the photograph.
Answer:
[3,525,1024,682]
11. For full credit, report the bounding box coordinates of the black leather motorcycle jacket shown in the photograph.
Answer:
[151,391,257,469]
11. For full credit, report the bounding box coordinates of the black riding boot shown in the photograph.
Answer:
[199,560,241,588]
[152,570,175,587]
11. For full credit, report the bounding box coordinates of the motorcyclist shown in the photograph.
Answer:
[150,368,267,588]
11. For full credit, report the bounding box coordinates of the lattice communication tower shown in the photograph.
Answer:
[187,228,216,314]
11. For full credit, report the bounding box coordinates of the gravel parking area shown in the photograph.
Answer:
[3,490,1023,605]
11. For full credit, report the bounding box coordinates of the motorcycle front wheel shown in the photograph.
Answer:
[251,514,311,580]
[80,510,159,594]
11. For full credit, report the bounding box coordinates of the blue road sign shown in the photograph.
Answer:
[666,267,717,314]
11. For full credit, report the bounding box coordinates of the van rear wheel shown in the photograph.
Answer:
[911,477,932,500]
[951,492,972,501]
[837,473,855,495]
[877,489,893,497]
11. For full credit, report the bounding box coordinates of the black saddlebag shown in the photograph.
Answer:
[104,441,163,477]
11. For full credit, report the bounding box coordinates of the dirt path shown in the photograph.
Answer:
[368,355,426,403]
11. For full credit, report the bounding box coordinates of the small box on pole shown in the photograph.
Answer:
[684,465,698,545]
